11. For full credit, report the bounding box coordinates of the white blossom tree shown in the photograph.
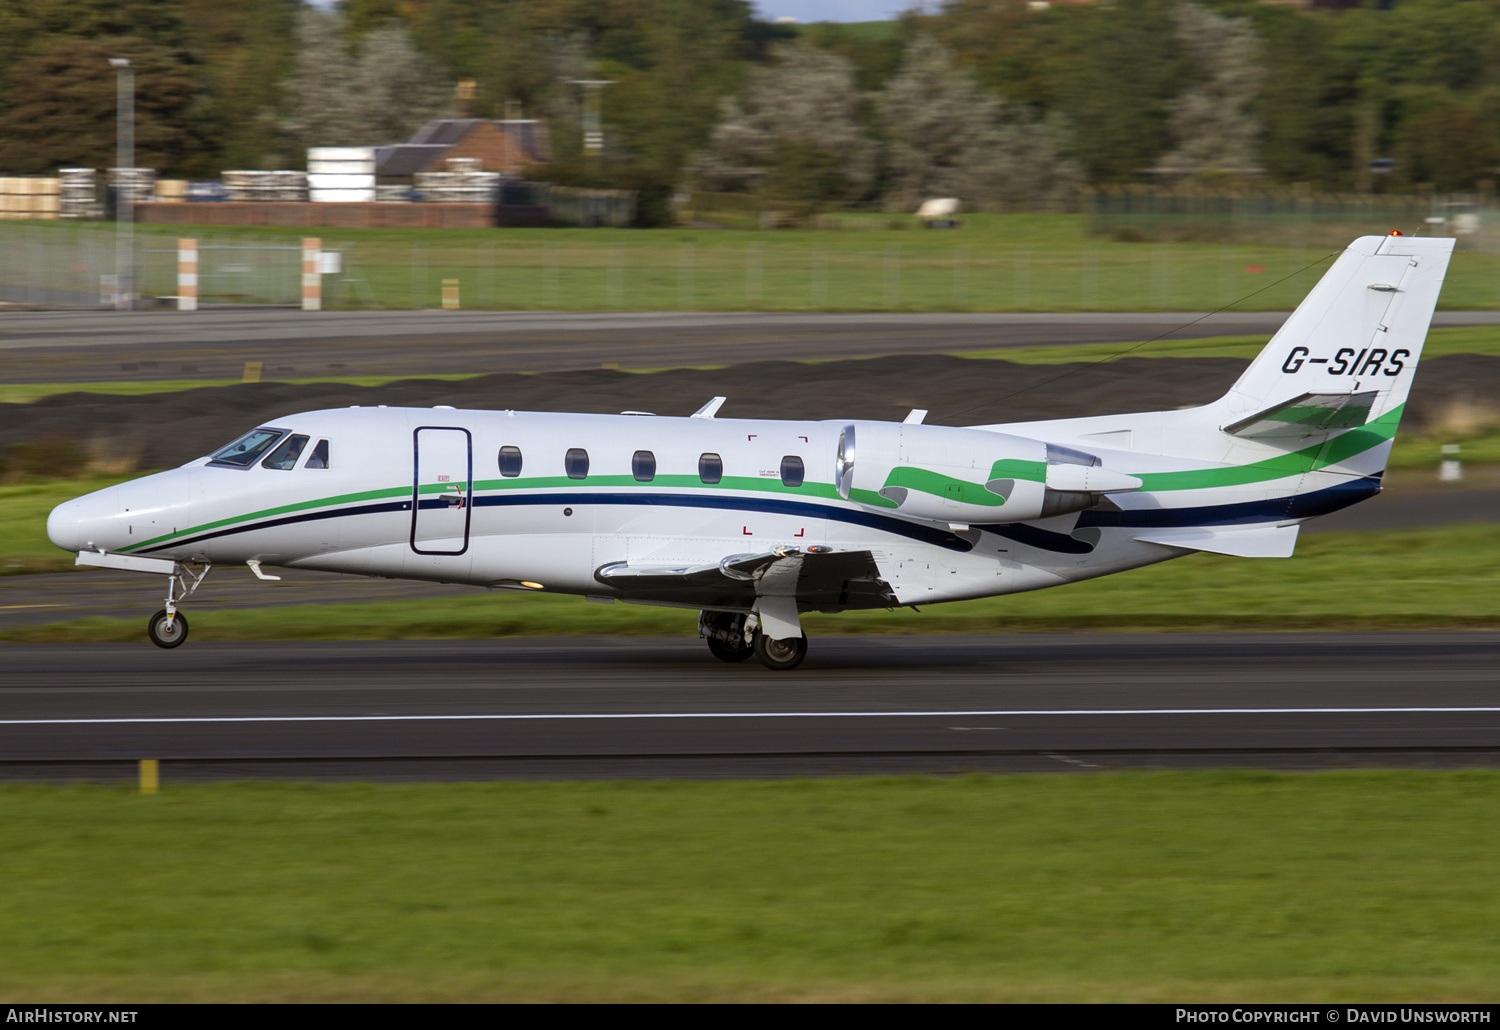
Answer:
[877,36,1080,212]
[283,10,448,150]
[697,42,875,205]
[1153,4,1262,176]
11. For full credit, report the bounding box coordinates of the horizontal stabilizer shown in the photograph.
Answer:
[1224,391,1376,439]
[1133,523,1300,558]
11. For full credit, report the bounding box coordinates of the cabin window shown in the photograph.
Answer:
[498,445,523,477]
[565,447,589,480]
[780,455,805,488]
[632,450,656,482]
[306,439,330,469]
[261,434,310,471]
[698,452,722,485]
[209,427,284,468]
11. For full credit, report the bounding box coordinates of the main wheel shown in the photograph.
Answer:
[147,609,189,649]
[706,633,753,663]
[701,611,753,664]
[753,631,808,671]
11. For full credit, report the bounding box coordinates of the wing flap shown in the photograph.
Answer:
[594,548,891,609]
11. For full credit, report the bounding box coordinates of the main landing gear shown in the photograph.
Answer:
[698,611,808,672]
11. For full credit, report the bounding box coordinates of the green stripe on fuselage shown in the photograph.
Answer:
[1136,405,1402,492]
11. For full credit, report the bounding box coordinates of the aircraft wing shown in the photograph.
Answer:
[594,547,893,611]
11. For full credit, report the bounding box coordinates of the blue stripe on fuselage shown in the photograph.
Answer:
[136,477,1380,558]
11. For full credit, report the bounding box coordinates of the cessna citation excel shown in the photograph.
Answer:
[48,234,1451,670]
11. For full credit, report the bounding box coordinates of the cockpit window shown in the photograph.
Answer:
[306,439,330,469]
[262,434,310,470]
[209,427,285,468]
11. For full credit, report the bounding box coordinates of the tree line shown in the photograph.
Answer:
[0,0,1495,222]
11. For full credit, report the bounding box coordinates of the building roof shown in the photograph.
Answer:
[409,119,486,146]
[375,144,451,177]
[495,120,550,164]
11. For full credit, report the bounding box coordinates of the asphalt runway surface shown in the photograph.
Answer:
[2,634,1499,781]
[4,309,1498,384]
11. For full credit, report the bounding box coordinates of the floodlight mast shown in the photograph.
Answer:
[569,79,615,163]
[109,57,133,311]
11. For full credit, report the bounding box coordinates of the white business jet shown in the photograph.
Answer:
[47,235,1451,669]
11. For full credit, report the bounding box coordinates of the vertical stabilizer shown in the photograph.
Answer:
[1219,234,1454,428]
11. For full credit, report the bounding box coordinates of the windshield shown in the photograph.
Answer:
[209,427,285,467]
[262,434,309,470]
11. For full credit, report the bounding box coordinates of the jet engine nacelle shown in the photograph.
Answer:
[834,422,1142,525]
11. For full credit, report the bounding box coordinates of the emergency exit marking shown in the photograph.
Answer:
[437,475,450,482]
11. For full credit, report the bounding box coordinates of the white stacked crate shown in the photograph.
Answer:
[273,170,308,201]
[59,168,100,219]
[221,170,307,202]
[414,160,500,203]
[308,147,376,203]
[108,167,156,205]
[222,171,262,201]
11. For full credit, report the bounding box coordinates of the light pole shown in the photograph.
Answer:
[109,57,133,310]
[569,79,615,163]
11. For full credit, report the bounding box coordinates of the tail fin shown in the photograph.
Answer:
[1219,234,1454,430]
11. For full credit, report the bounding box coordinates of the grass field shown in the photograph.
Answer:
[6,521,1500,641]
[15,214,1500,312]
[0,475,137,574]
[2,773,1497,1001]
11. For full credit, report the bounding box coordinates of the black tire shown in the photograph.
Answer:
[706,632,754,663]
[147,609,189,649]
[753,631,808,671]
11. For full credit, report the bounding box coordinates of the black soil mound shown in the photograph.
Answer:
[2,353,1494,473]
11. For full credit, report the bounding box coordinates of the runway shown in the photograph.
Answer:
[3,634,1499,779]
[4,308,1497,384]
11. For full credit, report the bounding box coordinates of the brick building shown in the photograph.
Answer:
[375,119,550,179]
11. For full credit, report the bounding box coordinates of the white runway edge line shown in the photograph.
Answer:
[5,707,1500,727]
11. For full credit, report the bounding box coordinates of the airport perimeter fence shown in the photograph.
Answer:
[8,209,1500,313]
[0,223,364,309]
[1088,188,1499,248]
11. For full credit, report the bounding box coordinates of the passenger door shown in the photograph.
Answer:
[411,426,471,556]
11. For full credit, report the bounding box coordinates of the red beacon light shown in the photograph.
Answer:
[1390,230,1403,236]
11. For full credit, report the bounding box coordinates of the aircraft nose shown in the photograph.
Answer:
[47,474,194,556]
[47,495,88,553]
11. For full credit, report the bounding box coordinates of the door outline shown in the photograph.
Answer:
[410,426,472,556]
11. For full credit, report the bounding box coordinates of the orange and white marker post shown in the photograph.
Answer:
[176,238,197,311]
[301,237,321,311]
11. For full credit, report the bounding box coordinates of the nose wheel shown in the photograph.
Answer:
[147,608,189,649]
